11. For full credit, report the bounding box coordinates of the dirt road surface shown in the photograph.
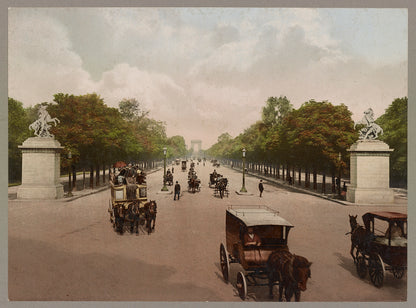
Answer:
[8,162,408,302]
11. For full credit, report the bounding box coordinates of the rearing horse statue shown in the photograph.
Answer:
[355,108,383,140]
[29,105,60,137]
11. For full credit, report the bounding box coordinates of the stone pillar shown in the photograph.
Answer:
[17,137,64,199]
[346,140,394,204]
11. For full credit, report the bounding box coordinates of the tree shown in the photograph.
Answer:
[119,98,149,121]
[262,96,293,127]
[8,98,31,182]
[376,97,407,187]
[279,100,356,174]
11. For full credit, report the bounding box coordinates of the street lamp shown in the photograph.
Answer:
[67,151,73,197]
[338,152,342,196]
[161,147,168,191]
[240,148,247,193]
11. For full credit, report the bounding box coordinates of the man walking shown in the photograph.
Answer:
[258,180,264,197]
[174,181,181,200]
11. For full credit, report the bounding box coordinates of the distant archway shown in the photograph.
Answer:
[190,140,202,156]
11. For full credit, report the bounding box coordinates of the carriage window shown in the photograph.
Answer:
[115,190,124,200]
[139,187,147,198]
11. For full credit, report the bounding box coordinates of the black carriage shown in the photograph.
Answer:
[220,205,294,300]
[181,160,187,171]
[164,170,173,186]
[354,211,407,287]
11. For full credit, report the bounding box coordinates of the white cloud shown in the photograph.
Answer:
[8,8,407,148]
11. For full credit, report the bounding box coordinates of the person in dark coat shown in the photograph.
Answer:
[174,181,181,200]
[258,180,264,197]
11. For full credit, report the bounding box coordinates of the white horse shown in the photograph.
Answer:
[355,108,383,140]
[29,106,60,137]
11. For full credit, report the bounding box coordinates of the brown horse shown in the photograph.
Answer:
[347,215,371,263]
[144,200,157,235]
[267,249,312,302]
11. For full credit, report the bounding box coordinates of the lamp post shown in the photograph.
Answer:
[240,148,247,193]
[161,147,168,191]
[67,151,73,197]
[338,152,342,196]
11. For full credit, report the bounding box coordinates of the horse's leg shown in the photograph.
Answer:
[285,285,294,302]
[152,216,156,229]
[350,243,356,263]
[294,290,301,302]
[278,284,284,302]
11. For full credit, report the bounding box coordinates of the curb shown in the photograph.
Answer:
[9,167,163,202]
[225,165,405,207]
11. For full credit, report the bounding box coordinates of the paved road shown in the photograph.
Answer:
[8,162,407,302]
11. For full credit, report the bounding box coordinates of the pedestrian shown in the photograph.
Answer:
[172,167,174,173]
[174,181,181,200]
[258,180,264,197]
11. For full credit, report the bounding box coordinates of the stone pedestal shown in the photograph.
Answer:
[17,137,64,199]
[346,140,394,204]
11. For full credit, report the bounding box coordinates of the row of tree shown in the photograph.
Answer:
[206,96,407,187]
[8,94,188,183]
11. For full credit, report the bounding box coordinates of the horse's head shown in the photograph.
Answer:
[293,255,312,291]
[349,214,358,231]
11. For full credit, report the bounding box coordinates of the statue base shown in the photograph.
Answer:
[346,140,394,204]
[17,137,64,199]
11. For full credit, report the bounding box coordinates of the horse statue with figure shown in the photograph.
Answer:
[266,249,312,302]
[29,105,60,137]
[355,108,383,140]
[144,200,157,235]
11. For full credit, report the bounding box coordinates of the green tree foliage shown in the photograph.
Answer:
[167,135,187,158]
[119,98,149,121]
[376,97,407,186]
[279,100,356,172]
[8,98,31,182]
[262,96,293,127]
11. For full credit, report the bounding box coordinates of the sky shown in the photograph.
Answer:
[8,8,407,148]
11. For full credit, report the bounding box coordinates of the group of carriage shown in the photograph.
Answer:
[209,170,229,198]
[108,165,157,235]
[106,161,407,301]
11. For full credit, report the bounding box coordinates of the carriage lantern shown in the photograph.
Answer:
[161,147,168,191]
[240,148,247,193]
[67,150,73,197]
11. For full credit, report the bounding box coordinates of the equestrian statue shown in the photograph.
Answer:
[29,105,60,138]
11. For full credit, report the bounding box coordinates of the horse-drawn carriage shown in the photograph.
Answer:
[164,169,173,186]
[181,160,187,171]
[348,211,407,287]
[220,205,311,301]
[188,168,201,193]
[108,166,157,235]
[214,177,229,198]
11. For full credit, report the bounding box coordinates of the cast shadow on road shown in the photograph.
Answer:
[213,261,278,302]
[334,252,407,290]
[9,236,221,301]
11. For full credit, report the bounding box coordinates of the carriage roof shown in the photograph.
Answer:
[226,205,293,228]
[363,211,407,222]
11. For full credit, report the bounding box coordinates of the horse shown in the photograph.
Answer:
[127,202,141,234]
[216,177,228,198]
[347,215,372,263]
[267,249,312,302]
[355,108,383,140]
[144,200,157,235]
[29,105,60,137]
[114,204,126,234]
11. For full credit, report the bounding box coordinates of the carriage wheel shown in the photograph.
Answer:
[220,243,230,282]
[393,268,405,279]
[356,255,367,279]
[236,271,247,300]
[369,254,384,287]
